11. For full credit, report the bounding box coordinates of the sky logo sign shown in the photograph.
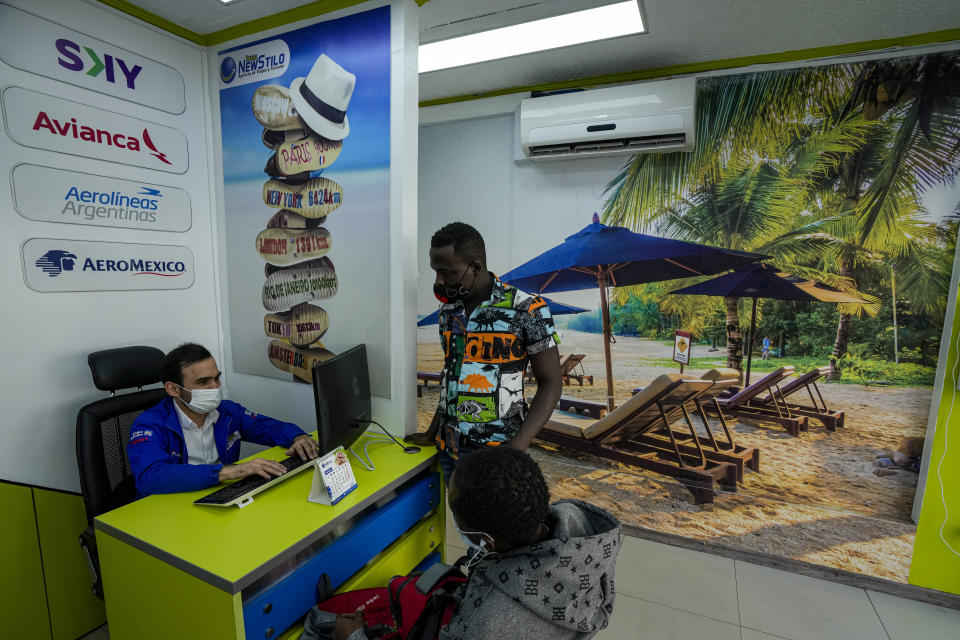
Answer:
[0,5,185,114]
[56,39,142,89]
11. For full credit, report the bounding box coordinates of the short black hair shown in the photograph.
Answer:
[431,222,486,266]
[450,448,550,547]
[160,343,212,386]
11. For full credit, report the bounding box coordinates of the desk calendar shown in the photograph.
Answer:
[308,446,358,505]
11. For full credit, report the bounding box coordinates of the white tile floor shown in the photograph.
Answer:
[445,505,960,640]
[84,514,960,640]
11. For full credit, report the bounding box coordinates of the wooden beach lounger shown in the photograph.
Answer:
[416,371,441,397]
[560,354,593,386]
[754,366,845,430]
[538,374,739,504]
[629,369,760,483]
[704,366,809,437]
[529,354,594,386]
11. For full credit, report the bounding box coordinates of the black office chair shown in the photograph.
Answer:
[76,345,166,599]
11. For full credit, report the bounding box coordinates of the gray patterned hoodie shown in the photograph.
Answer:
[439,499,621,640]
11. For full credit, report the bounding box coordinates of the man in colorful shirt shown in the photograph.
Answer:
[408,223,563,483]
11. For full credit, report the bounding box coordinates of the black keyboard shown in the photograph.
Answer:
[194,455,315,506]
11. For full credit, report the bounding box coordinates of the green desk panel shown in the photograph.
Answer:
[0,482,52,640]
[33,488,107,640]
[97,530,243,640]
[96,433,437,591]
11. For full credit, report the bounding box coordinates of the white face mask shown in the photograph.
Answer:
[454,522,492,570]
[176,384,224,414]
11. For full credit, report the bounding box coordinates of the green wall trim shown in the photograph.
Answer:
[205,1,380,46]
[95,0,206,45]
[418,28,960,108]
[97,0,380,46]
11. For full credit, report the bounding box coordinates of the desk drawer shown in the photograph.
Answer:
[243,472,440,639]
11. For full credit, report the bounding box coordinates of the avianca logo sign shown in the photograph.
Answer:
[55,39,142,89]
[31,111,171,165]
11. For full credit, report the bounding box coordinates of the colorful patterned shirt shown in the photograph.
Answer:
[436,274,560,456]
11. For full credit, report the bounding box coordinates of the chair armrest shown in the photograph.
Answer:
[557,396,607,419]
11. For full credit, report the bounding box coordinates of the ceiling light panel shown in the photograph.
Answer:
[419,1,646,74]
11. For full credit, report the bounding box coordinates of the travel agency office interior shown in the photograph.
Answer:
[2,1,960,639]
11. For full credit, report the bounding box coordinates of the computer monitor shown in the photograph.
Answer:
[311,344,371,455]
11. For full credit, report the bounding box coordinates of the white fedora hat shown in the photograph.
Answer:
[289,54,355,141]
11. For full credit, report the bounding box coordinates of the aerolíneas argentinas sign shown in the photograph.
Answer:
[12,164,192,232]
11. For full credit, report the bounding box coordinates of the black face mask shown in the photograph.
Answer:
[433,264,477,304]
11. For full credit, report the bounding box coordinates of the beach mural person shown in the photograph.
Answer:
[218,7,392,394]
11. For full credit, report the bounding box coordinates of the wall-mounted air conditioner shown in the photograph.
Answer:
[518,77,696,161]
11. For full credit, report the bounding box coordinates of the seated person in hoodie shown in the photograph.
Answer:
[127,342,319,496]
[334,447,621,640]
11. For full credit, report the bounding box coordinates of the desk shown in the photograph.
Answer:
[95,434,442,640]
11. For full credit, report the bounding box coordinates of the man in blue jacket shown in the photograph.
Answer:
[127,342,319,496]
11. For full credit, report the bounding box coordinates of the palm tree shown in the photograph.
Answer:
[604,53,960,376]
[613,114,872,372]
[603,64,856,225]
[823,53,960,373]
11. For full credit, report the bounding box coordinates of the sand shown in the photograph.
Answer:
[416,328,932,583]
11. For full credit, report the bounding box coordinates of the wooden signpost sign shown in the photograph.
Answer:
[673,330,691,373]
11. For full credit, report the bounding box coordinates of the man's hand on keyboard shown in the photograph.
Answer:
[218,457,288,482]
[287,434,320,461]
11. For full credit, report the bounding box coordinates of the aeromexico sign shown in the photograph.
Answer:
[11,164,192,232]
[22,239,195,292]
[2,87,188,173]
[0,3,186,114]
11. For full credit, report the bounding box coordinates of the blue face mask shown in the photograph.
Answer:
[454,522,492,570]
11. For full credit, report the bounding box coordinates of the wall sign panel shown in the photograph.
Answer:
[0,3,186,114]
[21,238,195,292]
[217,39,290,89]
[2,86,189,174]
[11,164,192,232]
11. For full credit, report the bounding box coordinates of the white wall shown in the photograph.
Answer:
[0,0,220,491]
[418,109,623,316]
[208,0,420,440]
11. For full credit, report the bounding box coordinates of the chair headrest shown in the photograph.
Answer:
[88,346,164,391]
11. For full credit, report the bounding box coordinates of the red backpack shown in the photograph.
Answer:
[315,563,467,640]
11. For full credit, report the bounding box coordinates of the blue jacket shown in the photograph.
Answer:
[127,397,305,496]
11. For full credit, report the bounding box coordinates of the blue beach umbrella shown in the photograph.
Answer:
[671,263,867,384]
[417,297,588,327]
[501,214,765,410]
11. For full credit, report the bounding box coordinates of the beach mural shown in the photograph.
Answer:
[417,49,960,587]
[218,6,392,396]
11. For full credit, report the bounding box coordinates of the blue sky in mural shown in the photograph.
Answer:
[218,6,390,181]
